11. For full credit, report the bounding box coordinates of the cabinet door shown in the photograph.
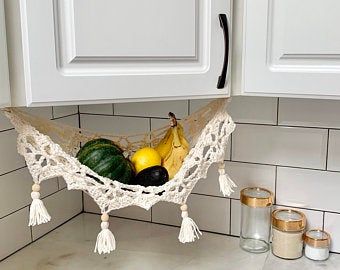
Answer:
[0,0,10,108]
[12,0,231,106]
[240,0,340,98]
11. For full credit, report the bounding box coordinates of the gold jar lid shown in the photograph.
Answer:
[272,209,306,232]
[303,229,331,248]
[240,187,273,208]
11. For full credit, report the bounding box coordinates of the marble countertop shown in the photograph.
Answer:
[1,213,339,270]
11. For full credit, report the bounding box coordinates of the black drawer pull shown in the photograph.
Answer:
[217,14,229,89]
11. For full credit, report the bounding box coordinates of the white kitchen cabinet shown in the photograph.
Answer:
[5,0,231,106]
[233,0,340,99]
[0,0,10,108]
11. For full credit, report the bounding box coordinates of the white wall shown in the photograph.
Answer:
[0,106,82,260]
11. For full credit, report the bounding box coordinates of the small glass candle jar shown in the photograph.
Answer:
[304,229,331,261]
[240,187,273,253]
[271,209,306,259]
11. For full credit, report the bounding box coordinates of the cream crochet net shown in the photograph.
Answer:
[2,99,235,213]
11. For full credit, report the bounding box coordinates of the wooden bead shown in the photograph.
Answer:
[32,183,40,192]
[101,213,109,222]
[180,204,188,211]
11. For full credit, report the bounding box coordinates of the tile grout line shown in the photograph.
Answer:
[0,212,83,263]
[0,127,15,133]
[225,159,339,173]
[187,100,191,115]
[52,112,78,120]
[274,166,278,204]
[322,211,326,231]
[229,198,232,234]
[325,129,330,170]
[0,187,68,220]
[0,165,27,177]
[276,97,280,125]
[229,133,233,160]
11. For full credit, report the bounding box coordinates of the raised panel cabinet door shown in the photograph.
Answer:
[240,0,340,98]
[0,0,10,108]
[8,0,231,106]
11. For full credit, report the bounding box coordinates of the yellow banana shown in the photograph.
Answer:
[154,128,173,159]
[162,125,190,179]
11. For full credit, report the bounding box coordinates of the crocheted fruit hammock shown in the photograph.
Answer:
[2,98,236,254]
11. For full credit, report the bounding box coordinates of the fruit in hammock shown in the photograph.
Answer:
[76,138,134,184]
[131,147,161,174]
[161,113,190,179]
[133,166,169,187]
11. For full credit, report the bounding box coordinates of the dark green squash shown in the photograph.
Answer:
[76,138,134,184]
[76,138,122,161]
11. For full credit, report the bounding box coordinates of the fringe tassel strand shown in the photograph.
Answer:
[29,183,51,226]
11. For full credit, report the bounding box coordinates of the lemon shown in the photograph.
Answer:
[131,147,161,173]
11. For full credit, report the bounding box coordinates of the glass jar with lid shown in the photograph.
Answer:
[240,187,273,253]
[304,229,331,261]
[272,209,306,259]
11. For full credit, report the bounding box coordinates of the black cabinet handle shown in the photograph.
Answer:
[217,14,229,89]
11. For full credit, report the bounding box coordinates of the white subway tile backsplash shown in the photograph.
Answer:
[193,163,223,197]
[190,97,277,124]
[277,167,340,212]
[83,194,151,221]
[79,104,113,115]
[328,130,340,171]
[153,194,230,234]
[21,107,53,119]
[232,124,328,169]
[0,168,58,218]
[189,99,213,114]
[324,212,340,253]
[150,118,170,130]
[152,202,181,226]
[230,199,241,236]
[187,195,230,234]
[0,129,25,175]
[0,207,31,260]
[115,100,188,118]
[32,189,82,240]
[228,96,278,124]
[0,112,12,131]
[53,106,78,118]
[193,161,274,198]
[58,177,67,190]
[226,161,276,200]
[53,115,79,127]
[81,114,149,135]
[279,98,340,128]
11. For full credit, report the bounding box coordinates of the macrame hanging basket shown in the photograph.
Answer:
[2,98,236,254]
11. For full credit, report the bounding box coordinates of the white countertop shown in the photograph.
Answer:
[1,213,339,270]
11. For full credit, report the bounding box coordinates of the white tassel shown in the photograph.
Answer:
[28,184,51,226]
[94,214,116,254]
[218,163,236,197]
[178,204,202,243]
